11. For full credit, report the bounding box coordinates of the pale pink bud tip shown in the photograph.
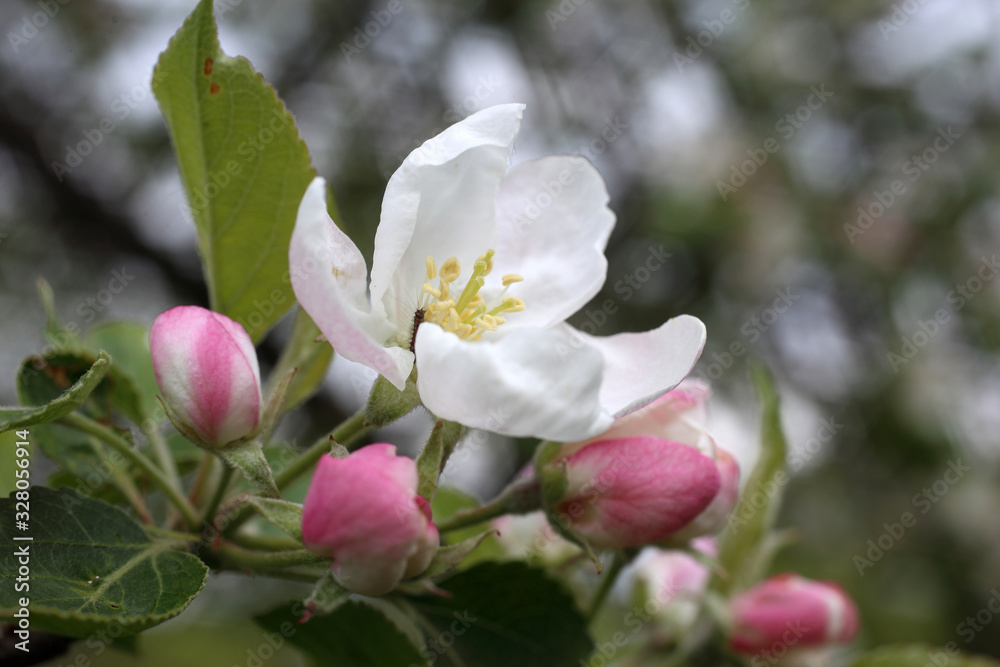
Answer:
[301,445,439,596]
[150,305,262,447]
[729,574,860,655]
[554,435,722,549]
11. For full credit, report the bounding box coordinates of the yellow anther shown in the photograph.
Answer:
[415,250,525,343]
[477,250,495,276]
[502,274,524,286]
[440,257,461,283]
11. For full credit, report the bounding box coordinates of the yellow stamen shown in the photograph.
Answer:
[412,250,525,343]
[502,273,524,286]
[487,297,526,317]
[440,257,461,283]
[454,273,486,315]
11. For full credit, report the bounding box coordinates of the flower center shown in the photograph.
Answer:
[413,249,525,343]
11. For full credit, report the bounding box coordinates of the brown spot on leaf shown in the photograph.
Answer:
[210,82,220,95]
[204,58,213,75]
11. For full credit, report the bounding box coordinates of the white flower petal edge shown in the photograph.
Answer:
[289,178,414,388]
[369,103,525,333]
[414,324,614,441]
[560,314,707,417]
[488,155,615,330]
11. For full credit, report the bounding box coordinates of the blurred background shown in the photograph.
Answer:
[2,0,1000,663]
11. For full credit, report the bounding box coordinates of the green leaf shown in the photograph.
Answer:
[87,321,161,422]
[248,497,303,541]
[412,562,593,667]
[847,645,1000,667]
[267,308,334,411]
[712,364,788,595]
[152,0,315,342]
[0,487,207,638]
[255,600,428,667]
[0,352,110,431]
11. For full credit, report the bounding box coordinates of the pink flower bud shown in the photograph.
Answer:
[302,445,440,596]
[150,306,262,447]
[626,537,716,632]
[728,574,860,655]
[546,380,738,549]
[671,447,741,542]
[551,435,721,549]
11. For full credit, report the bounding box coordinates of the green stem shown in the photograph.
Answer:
[107,456,153,524]
[216,543,326,570]
[251,566,329,583]
[436,476,542,533]
[188,452,214,508]
[60,412,201,530]
[230,532,302,551]
[147,423,182,500]
[587,552,625,621]
[273,410,369,489]
[201,462,234,527]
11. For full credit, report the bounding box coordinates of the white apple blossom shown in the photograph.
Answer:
[289,103,705,441]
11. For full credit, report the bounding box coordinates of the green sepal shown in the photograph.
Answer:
[410,529,498,582]
[364,375,421,428]
[219,441,279,498]
[248,497,304,541]
[415,419,464,501]
[298,570,352,623]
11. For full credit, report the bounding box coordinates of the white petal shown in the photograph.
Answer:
[562,315,707,417]
[414,323,613,441]
[487,156,615,329]
[290,177,414,389]
[369,104,525,331]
